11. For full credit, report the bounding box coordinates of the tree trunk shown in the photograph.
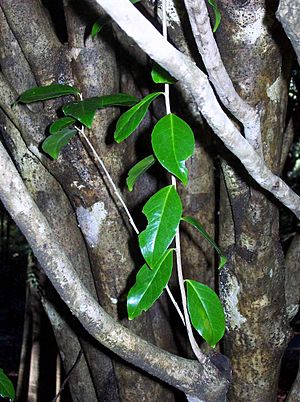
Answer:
[218,1,292,400]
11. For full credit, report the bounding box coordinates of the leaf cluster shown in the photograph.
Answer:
[17,62,227,348]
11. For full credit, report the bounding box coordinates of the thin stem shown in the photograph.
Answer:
[76,126,140,234]
[75,126,185,325]
[162,0,205,364]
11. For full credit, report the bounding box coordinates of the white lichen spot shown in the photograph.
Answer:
[28,144,43,159]
[267,76,282,103]
[71,180,86,190]
[223,273,247,331]
[69,47,81,61]
[110,297,118,305]
[233,8,267,45]
[287,304,299,320]
[269,268,273,278]
[252,295,269,308]
[76,201,108,247]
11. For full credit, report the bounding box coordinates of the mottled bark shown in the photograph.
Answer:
[217,1,291,401]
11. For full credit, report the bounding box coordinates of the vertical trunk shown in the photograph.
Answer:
[218,1,291,400]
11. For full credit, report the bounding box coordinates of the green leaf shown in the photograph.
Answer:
[63,93,138,129]
[42,128,77,159]
[181,216,227,269]
[126,155,156,192]
[49,117,76,134]
[208,0,221,32]
[139,185,182,268]
[17,84,80,104]
[130,0,141,3]
[151,63,177,84]
[90,16,110,38]
[0,368,15,401]
[185,279,225,348]
[127,249,173,319]
[114,92,163,143]
[151,114,195,185]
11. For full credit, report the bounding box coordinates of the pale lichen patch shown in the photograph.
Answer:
[76,201,108,247]
[232,8,268,45]
[71,180,86,190]
[110,297,118,305]
[28,144,43,159]
[267,76,282,103]
[222,273,247,331]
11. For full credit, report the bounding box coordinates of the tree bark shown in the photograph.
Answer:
[217,1,291,400]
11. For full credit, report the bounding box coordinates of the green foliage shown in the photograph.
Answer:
[90,16,110,38]
[63,94,138,129]
[139,185,182,268]
[181,216,227,269]
[207,0,221,32]
[151,63,177,84]
[127,249,173,319]
[42,128,77,159]
[49,117,76,134]
[0,368,15,401]
[185,280,225,347]
[151,114,195,185]
[16,84,80,104]
[18,69,226,348]
[126,155,156,191]
[114,92,163,143]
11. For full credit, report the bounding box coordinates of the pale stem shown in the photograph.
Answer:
[162,0,205,364]
[75,123,185,325]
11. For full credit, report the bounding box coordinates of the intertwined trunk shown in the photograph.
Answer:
[218,1,292,400]
[0,0,299,401]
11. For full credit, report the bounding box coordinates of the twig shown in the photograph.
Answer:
[52,350,83,402]
[161,0,205,364]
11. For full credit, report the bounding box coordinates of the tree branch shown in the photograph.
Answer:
[183,0,262,155]
[0,141,230,401]
[276,0,300,66]
[90,0,300,220]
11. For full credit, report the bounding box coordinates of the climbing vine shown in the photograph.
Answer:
[15,0,226,352]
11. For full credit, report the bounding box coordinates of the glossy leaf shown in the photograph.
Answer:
[208,0,221,32]
[139,185,182,268]
[181,216,227,269]
[63,93,138,128]
[151,113,195,185]
[90,16,110,38]
[0,368,15,401]
[17,84,80,104]
[49,117,76,134]
[114,92,163,143]
[126,155,155,192]
[42,128,77,159]
[185,279,225,348]
[151,63,177,84]
[127,249,173,319]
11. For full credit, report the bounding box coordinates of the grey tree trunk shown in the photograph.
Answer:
[217,1,292,400]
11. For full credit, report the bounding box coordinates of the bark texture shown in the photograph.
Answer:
[217,1,291,401]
